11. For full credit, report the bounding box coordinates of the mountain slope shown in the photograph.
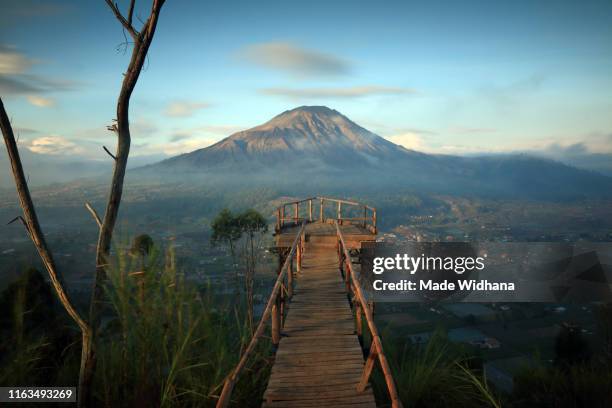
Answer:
[144,106,612,199]
[156,106,418,170]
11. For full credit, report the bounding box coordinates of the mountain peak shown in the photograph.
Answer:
[284,105,338,115]
[157,106,406,170]
[262,105,345,129]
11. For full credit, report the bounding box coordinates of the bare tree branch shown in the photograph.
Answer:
[85,202,103,229]
[127,0,136,26]
[0,97,94,408]
[7,215,32,237]
[84,1,166,404]
[103,145,117,160]
[104,0,139,39]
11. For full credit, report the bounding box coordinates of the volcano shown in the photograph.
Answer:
[156,105,417,170]
[145,106,612,199]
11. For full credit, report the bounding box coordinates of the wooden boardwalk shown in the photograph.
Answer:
[262,241,377,408]
[216,198,402,408]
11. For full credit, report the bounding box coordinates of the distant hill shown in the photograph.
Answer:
[141,106,612,200]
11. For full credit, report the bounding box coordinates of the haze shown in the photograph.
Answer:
[1,0,612,185]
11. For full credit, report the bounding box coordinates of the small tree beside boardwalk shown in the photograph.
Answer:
[211,209,242,289]
[211,208,268,333]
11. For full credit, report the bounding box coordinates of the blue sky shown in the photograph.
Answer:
[1,0,611,163]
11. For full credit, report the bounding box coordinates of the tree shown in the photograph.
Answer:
[0,98,92,405]
[0,268,56,347]
[210,208,268,332]
[130,234,155,304]
[211,209,242,285]
[131,234,155,258]
[85,1,166,405]
[555,323,591,368]
[0,268,75,385]
[236,209,268,332]
[596,303,612,362]
[1,1,166,405]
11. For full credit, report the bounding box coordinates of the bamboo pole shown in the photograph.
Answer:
[357,341,378,392]
[320,198,324,222]
[216,222,305,408]
[318,196,361,206]
[373,209,377,234]
[271,301,280,346]
[288,251,294,298]
[281,205,285,229]
[363,206,367,228]
[345,258,351,293]
[309,199,313,221]
[356,304,363,337]
[296,241,301,275]
[335,221,402,408]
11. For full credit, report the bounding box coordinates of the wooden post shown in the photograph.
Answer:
[296,240,301,274]
[309,199,313,222]
[337,201,342,224]
[356,304,363,337]
[362,206,366,227]
[373,209,377,234]
[345,258,351,293]
[288,254,294,298]
[294,202,298,226]
[280,284,285,328]
[215,222,306,408]
[271,298,280,346]
[281,205,285,229]
[320,198,324,222]
[357,341,378,392]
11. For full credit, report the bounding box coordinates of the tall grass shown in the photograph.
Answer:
[95,241,272,407]
[0,243,272,407]
[370,328,501,408]
[512,361,612,408]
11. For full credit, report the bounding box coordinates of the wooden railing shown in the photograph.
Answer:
[275,196,377,234]
[216,222,306,408]
[335,221,403,408]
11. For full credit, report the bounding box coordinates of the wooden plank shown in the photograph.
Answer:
[265,402,375,408]
[263,393,376,407]
[265,384,374,400]
[263,238,376,408]
[267,375,362,389]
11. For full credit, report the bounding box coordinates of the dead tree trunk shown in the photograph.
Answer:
[85,0,166,404]
[0,98,94,407]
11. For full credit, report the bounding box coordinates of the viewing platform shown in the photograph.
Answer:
[216,197,402,408]
[274,197,377,249]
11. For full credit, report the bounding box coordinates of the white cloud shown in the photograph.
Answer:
[26,95,55,107]
[0,44,35,74]
[164,100,210,117]
[26,135,84,155]
[450,126,497,135]
[161,138,214,155]
[261,85,417,99]
[239,42,350,78]
[0,44,78,97]
[387,131,426,150]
